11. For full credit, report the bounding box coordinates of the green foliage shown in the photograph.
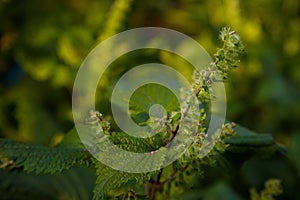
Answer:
[192,27,245,103]
[98,0,134,42]
[129,84,180,125]
[0,0,299,199]
[0,138,91,174]
[82,27,280,199]
[250,179,283,200]
[214,27,245,77]
[93,162,155,200]
[0,24,288,200]
[0,167,96,200]
[224,124,276,154]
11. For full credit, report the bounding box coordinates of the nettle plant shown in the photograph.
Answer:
[0,28,282,200]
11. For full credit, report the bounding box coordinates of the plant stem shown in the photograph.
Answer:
[150,169,163,200]
[145,182,150,197]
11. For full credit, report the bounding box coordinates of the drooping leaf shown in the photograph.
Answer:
[0,138,91,174]
[224,124,277,154]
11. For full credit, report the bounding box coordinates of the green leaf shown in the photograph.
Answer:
[0,167,96,200]
[224,124,274,146]
[93,162,154,200]
[224,124,277,154]
[109,131,163,152]
[57,125,86,149]
[225,134,274,146]
[0,138,91,174]
[129,84,180,124]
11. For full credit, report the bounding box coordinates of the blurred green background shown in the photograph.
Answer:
[0,0,299,199]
